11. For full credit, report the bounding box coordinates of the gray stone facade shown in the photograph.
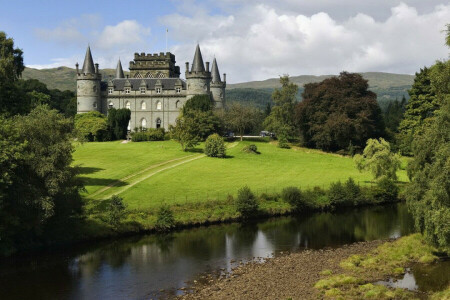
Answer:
[76,45,226,130]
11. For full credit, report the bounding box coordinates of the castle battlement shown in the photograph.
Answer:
[133,52,176,62]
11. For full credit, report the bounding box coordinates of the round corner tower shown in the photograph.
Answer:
[185,44,211,100]
[210,58,226,109]
[76,46,101,114]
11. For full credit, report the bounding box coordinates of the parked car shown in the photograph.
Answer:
[260,131,275,138]
[223,131,235,138]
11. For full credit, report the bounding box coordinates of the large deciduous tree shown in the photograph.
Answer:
[295,72,385,152]
[223,103,262,141]
[263,75,298,139]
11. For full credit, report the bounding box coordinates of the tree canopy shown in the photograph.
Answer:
[222,103,262,141]
[295,72,385,152]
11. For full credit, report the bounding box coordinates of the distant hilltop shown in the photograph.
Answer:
[22,67,414,93]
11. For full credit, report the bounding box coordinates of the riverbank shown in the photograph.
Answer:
[179,234,448,300]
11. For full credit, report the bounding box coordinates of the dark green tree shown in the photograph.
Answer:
[204,133,226,158]
[295,72,385,152]
[223,102,261,141]
[75,111,108,141]
[182,94,212,114]
[107,108,131,140]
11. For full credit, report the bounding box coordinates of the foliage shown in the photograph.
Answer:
[107,108,131,140]
[75,111,108,142]
[369,176,399,203]
[281,186,308,211]
[235,186,259,218]
[226,88,273,110]
[242,144,258,154]
[204,133,226,158]
[263,75,298,138]
[354,138,401,181]
[107,195,126,229]
[182,94,212,113]
[296,72,385,152]
[170,116,201,151]
[222,102,262,141]
[328,181,347,206]
[383,96,407,142]
[405,101,450,250]
[277,135,290,148]
[0,105,83,255]
[156,204,175,231]
[131,128,165,142]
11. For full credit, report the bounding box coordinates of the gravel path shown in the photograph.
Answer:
[179,240,385,300]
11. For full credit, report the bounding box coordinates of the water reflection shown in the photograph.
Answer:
[0,203,415,300]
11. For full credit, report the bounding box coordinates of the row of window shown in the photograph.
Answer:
[108,87,181,94]
[138,118,162,129]
[134,72,165,79]
[108,100,180,110]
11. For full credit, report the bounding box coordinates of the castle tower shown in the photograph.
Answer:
[115,59,125,78]
[76,46,101,113]
[185,44,211,100]
[210,58,226,109]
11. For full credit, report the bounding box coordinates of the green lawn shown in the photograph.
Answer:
[73,140,408,210]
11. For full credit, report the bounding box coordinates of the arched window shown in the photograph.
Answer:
[127,120,131,131]
[156,118,161,128]
[175,100,180,108]
[135,73,142,78]
[141,101,146,110]
[146,72,154,78]
[157,72,164,78]
[108,101,114,108]
[125,101,131,109]
[141,118,147,128]
[156,101,162,110]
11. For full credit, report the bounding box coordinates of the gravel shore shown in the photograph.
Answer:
[179,240,385,300]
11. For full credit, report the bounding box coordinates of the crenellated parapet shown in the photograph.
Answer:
[129,52,180,78]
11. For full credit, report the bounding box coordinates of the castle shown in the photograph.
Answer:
[76,45,226,130]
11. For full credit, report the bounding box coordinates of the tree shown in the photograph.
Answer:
[235,186,258,218]
[223,103,261,141]
[107,195,127,229]
[107,108,131,140]
[170,116,201,151]
[75,111,108,141]
[0,31,24,83]
[296,72,385,152]
[264,75,298,138]
[204,133,226,158]
[354,138,401,181]
[182,94,212,113]
[405,101,449,250]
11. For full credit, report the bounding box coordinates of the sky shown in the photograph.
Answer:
[0,0,449,83]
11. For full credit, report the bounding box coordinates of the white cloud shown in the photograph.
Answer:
[94,20,151,50]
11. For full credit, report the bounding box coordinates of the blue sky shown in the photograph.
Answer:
[1,0,449,82]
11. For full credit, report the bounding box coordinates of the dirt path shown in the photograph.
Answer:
[179,240,384,300]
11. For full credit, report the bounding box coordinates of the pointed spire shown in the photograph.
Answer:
[211,58,221,83]
[115,59,125,78]
[81,46,95,74]
[191,44,205,72]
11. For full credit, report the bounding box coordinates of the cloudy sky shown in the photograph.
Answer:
[1,0,449,83]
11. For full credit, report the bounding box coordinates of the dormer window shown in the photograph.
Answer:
[125,88,130,94]
[156,87,161,94]
[108,88,113,94]
[176,87,181,93]
[140,87,146,94]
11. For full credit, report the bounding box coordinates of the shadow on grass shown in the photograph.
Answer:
[80,177,127,188]
[77,166,104,175]
[185,148,204,153]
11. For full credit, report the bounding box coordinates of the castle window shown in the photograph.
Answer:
[157,72,164,78]
[146,73,154,78]
[156,118,161,128]
[141,101,146,110]
[140,87,146,94]
[125,88,130,94]
[127,120,131,131]
[156,87,161,94]
[108,102,114,108]
[156,101,162,110]
[108,88,113,94]
[141,118,147,129]
[125,101,131,109]
[93,102,97,108]
[176,87,181,93]
[175,100,180,108]
[135,73,143,79]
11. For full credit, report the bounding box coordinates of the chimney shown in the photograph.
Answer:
[223,73,226,83]
[95,63,99,74]
[206,62,210,72]
[75,63,79,75]
[185,62,189,72]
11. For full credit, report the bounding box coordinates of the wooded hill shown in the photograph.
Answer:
[22,67,413,110]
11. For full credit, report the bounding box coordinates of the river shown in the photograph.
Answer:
[0,203,416,299]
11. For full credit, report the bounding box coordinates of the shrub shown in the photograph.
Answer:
[242,144,259,154]
[369,177,399,203]
[303,186,329,209]
[204,133,226,158]
[156,204,175,231]
[278,136,290,148]
[282,186,307,211]
[344,177,362,205]
[235,186,259,218]
[131,128,165,142]
[328,181,348,206]
[74,111,108,142]
[107,195,127,229]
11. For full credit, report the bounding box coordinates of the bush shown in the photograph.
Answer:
[204,133,226,158]
[303,186,329,209]
[156,204,175,231]
[242,144,259,154]
[369,177,399,203]
[74,111,108,142]
[344,177,362,205]
[235,186,259,218]
[107,195,127,229]
[328,181,348,206]
[131,128,165,142]
[282,186,307,211]
[278,136,290,148]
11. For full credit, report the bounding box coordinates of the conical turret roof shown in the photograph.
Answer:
[115,59,125,78]
[191,44,205,72]
[211,58,221,83]
[82,46,95,74]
